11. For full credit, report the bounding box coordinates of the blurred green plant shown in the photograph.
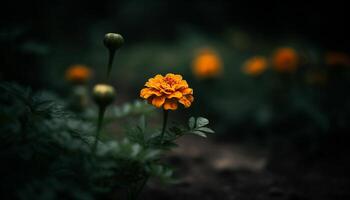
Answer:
[0,81,213,200]
[0,32,214,200]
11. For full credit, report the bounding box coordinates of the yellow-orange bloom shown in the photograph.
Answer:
[192,48,222,79]
[325,52,350,67]
[65,64,92,84]
[140,73,194,110]
[242,56,268,76]
[272,48,299,73]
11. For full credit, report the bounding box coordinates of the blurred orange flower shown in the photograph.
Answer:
[140,73,194,110]
[192,48,222,79]
[242,56,268,76]
[272,47,299,73]
[325,52,350,67]
[65,64,92,84]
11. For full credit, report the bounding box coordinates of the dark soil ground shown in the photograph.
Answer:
[143,135,350,200]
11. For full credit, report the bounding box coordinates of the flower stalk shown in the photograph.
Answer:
[92,105,106,153]
[106,49,116,78]
[160,109,169,143]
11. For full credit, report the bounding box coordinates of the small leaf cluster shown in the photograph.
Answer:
[187,116,215,138]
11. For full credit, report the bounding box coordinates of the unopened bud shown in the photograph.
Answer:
[104,33,124,51]
[92,84,116,107]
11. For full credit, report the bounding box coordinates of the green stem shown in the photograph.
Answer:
[160,109,169,143]
[92,106,106,153]
[107,49,116,78]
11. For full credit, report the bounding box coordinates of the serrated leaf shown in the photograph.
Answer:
[196,117,209,127]
[196,127,215,134]
[188,117,195,129]
[190,130,207,138]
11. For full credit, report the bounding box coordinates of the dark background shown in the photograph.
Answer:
[1,0,349,88]
[2,0,349,45]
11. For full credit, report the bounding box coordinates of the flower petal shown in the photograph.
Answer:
[179,95,193,107]
[163,100,178,110]
[152,96,166,108]
[140,88,162,99]
[154,74,164,79]
[187,95,194,102]
[167,91,182,99]
[140,88,152,98]
[175,80,189,90]
[145,81,160,89]
[180,88,193,95]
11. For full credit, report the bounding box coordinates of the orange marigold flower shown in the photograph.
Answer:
[272,47,299,73]
[325,51,350,67]
[192,48,222,79]
[65,64,92,84]
[242,56,268,76]
[140,73,194,110]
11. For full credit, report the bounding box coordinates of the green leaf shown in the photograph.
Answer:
[190,130,207,138]
[196,127,215,134]
[142,149,161,160]
[196,117,209,127]
[188,117,195,129]
[131,144,142,157]
[145,164,175,183]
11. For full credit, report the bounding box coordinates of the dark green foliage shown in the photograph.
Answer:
[0,82,105,199]
[0,82,213,200]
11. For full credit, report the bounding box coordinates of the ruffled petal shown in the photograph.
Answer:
[163,99,178,110]
[165,73,181,80]
[167,91,182,99]
[140,88,162,98]
[186,95,194,102]
[140,88,149,98]
[154,74,164,80]
[145,81,160,89]
[151,96,166,108]
[171,74,183,81]
[179,95,193,107]
[175,80,189,90]
[180,88,193,95]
